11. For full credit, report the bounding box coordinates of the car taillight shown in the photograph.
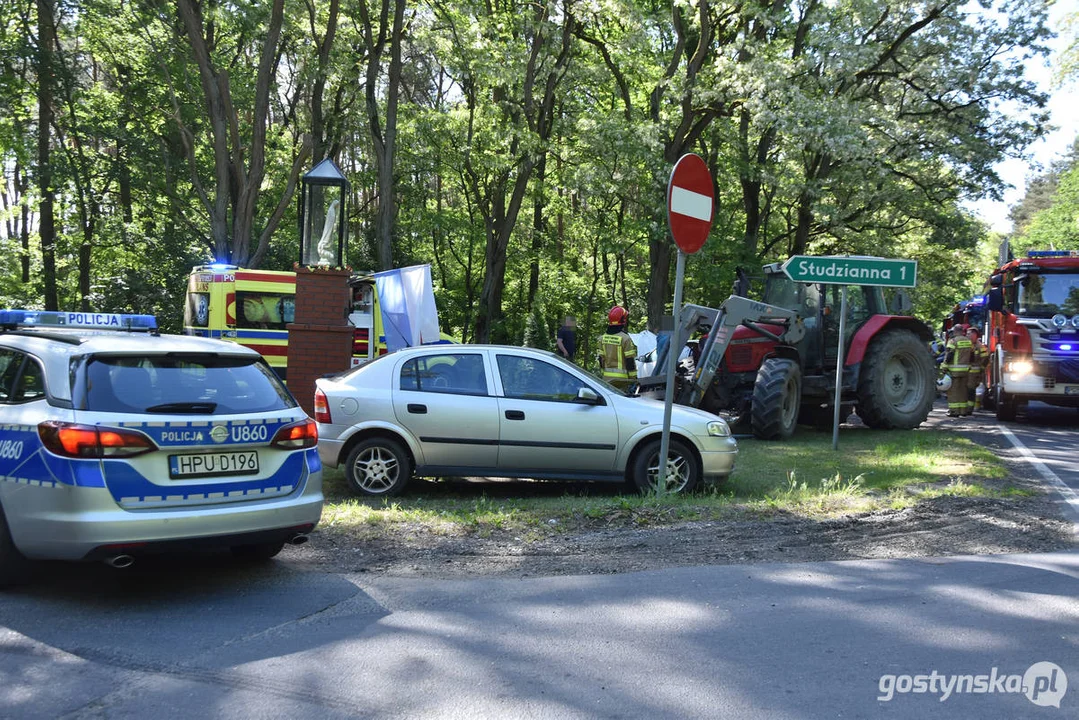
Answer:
[313,389,332,424]
[271,418,318,449]
[38,421,157,458]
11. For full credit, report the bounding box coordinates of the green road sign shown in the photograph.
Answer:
[780,255,917,288]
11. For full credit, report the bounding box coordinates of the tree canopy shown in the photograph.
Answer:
[0,0,1059,345]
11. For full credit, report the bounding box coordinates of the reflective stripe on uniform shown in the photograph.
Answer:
[600,333,630,379]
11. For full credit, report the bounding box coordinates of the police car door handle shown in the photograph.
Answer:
[407,403,427,414]
[505,410,525,420]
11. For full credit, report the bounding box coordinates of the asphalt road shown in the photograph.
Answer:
[0,546,1076,719]
[2,403,1077,719]
[929,399,1079,527]
[997,401,1079,525]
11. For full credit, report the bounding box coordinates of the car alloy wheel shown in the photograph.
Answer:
[345,437,412,497]
[631,438,700,494]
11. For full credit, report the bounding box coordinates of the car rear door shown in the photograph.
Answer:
[391,351,499,470]
[493,352,619,473]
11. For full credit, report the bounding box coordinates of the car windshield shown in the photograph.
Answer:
[78,354,295,414]
[1017,273,1079,317]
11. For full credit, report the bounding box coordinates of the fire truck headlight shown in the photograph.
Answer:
[1007,360,1034,377]
[1052,314,1067,328]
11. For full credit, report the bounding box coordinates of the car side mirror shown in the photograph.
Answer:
[575,387,602,405]
[986,288,1004,313]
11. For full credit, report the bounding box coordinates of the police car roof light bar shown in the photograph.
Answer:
[0,310,158,332]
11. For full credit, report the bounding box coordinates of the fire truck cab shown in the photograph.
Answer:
[984,250,1079,421]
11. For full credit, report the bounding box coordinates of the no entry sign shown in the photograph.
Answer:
[667,154,714,255]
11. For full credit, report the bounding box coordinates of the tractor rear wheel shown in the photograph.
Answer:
[855,329,935,429]
[751,358,801,440]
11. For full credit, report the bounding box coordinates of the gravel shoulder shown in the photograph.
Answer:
[280,408,1077,579]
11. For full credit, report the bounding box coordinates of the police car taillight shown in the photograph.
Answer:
[313,389,331,424]
[38,421,157,458]
[271,419,318,449]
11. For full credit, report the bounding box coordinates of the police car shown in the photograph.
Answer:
[0,310,322,585]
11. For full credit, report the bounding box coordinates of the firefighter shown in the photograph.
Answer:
[598,305,638,391]
[967,327,989,413]
[942,324,973,417]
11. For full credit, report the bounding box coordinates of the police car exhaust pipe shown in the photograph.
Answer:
[104,554,135,569]
[288,534,309,546]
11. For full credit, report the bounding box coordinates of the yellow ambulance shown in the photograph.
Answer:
[184,264,449,380]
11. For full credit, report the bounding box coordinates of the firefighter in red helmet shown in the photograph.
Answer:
[598,305,638,391]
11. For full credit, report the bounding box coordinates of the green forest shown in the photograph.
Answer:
[2,0,1077,355]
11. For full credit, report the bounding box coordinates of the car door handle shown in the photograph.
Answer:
[504,410,525,420]
[407,403,427,414]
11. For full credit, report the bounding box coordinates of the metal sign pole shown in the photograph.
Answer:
[658,250,687,494]
[832,286,847,451]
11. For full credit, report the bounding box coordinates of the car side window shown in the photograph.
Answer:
[0,350,24,403]
[496,354,589,402]
[11,358,45,402]
[399,354,488,396]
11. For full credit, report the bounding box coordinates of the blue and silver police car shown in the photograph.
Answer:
[0,310,322,585]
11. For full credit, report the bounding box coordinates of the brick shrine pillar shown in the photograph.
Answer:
[286,266,354,416]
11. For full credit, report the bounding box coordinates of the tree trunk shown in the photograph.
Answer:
[310,0,340,163]
[375,0,404,270]
[646,229,672,332]
[526,153,547,311]
[177,0,288,267]
[79,222,92,312]
[793,189,814,256]
[471,7,574,343]
[37,0,58,310]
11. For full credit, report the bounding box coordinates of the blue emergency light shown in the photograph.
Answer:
[0,310,158,331]
[1027,250,1079,258]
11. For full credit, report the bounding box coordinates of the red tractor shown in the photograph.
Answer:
[638,262,937,439]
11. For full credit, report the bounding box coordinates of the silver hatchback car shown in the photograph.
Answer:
[315,345,737,496]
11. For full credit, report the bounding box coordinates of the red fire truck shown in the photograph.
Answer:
[984,250,1079,421]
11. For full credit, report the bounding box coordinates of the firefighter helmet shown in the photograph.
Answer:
[937,375,952,393]
[608,305,629,325]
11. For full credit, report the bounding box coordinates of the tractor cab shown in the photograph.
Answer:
[759,266,886,374]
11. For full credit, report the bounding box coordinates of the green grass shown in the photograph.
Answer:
[318,429,1029,538]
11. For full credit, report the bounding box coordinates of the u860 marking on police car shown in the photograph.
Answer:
[0,439,24,460]
[169,450,260,479]
[231,425,268,443]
